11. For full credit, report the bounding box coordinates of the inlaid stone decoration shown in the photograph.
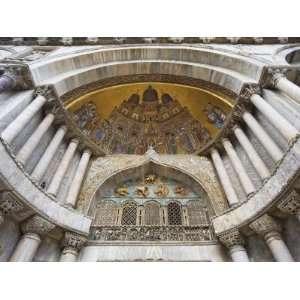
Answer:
[69,83,232,154]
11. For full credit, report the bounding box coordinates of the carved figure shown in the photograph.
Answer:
[115,187,129,197]
[136,186,149,197]
[144,174,156,184]
[154,184,169,197]
[174,186,188,196]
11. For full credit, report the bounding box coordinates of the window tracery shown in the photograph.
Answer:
[121,201,137,225]
[144,201,160,225]
[167,202,182,225]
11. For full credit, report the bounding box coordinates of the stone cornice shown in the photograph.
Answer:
[0,37,299,46]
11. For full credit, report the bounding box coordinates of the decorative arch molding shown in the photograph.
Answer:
[28,45,264,97]
[77,149,228,216]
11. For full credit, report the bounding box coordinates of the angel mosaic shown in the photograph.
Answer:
[203,102,227,129]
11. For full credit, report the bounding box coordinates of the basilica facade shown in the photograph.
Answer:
[1,37,300,261]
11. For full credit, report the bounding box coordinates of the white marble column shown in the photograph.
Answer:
[250,214,294,262]
[60,232,87,262]
[274,74,300,104]
[47,138,79,197]
[31,126,67,182]
[0,210,4,226]
[242,111,284,162]
[9,215,54,262]
[219,230,250,262]
[9,233,41,262]
[250,93,298,141]
[264,231,294,262]
[65,149,92,207]
[229,245,250,262]
[211,148,239,206]
[16,113,55,166]
[233,126,270,180]
[1,94,47,144]
[222,138,255,196]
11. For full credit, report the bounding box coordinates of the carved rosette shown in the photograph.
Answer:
[62,232,87,252]
[249,214,281,238]
[218,229,245,249]
[277,190,300,216]
[21,215,55,236]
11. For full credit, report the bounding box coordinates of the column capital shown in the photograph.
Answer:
[83,148,92,156]
[249,214,281,237]
[21,215,55,236]
[240,84,261,100]
[62,232,87,252]
[34,85,57,102]
[218,229,245,249]
[0,191,24,215]
[70,137,80,145]
[266,68,289,87]
[277,189,300,216]
[0,64,33,89]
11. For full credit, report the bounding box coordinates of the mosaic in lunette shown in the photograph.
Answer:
[72,86,227,154]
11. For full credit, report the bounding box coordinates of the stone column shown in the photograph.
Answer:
[222,138,255,196]
[219,230,250,262]
[273,73,300,104]
[0,74,15,93]
[31,125,67,182]
[64,149,92,207]
[16,113,55,166]
[250,214,294,262]
[1,94,47,144]
[9,215,55,262]
[277,190,300,222]
[47,138,79,197]
[242,111,284,162]
[60,232,87,262]
[159,206,168,225]
[0,210,4,226]
[210,148,239,206]
[233,126,270,180]
[250,93,298,142]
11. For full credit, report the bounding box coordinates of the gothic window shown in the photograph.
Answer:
[144,201,160,225]
[95,201,118,226]
[121,201,137,225]
[167,202,182,225]
[187,200,209,226]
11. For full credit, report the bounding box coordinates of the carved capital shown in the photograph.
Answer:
[62,232,87,252]
[218,229,245,249]
[0,64,33,89]
[0,192,24,215]
[249,214,281,237]
[277,190,300,216]
[21,215,55,236]
[264,68,289,88]
[240,84,261,100]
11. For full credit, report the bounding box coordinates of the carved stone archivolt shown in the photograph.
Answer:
[218,229,245,249]
[62,232,87,251]
[21,215,55,236]
[249,214,281,237]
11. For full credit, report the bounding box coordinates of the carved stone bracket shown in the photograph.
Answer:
[62,232,87,251]
[21,215,55,236]
[218,229,245,249]
[249,214,281,237]
[0,63,33,89]
[277,189,300,216]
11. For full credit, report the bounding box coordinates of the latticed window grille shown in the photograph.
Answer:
[167,202,182,225]
[121,201,137,225]
[144,201,160,225]
[95,201,118,226]
[187,200,209,225]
